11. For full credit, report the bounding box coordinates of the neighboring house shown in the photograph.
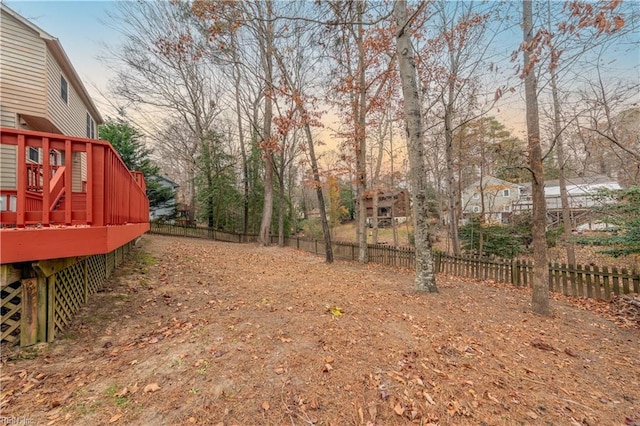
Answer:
[148,175,179,221]
[514,175,622,211]
[364,189,410,227]
[461,176,526,224]
[0,3,103,198]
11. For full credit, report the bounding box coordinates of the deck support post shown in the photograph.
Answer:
[32,257,83,344]
[19,277,38,346]
[0,264,21,287]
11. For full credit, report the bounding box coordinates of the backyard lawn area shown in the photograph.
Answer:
[1,234,638,425]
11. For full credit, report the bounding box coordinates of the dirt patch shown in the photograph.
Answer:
[1,235,639,425]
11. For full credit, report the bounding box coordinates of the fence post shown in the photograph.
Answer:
[611,267,620,296]
[585,265,594,298]
[602,266,611,299]
[576,264,584,297]
[569,264,577,296]
[593,266,602,299]
[620,268,629,294]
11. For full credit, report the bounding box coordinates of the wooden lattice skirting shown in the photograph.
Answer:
[0,241,133,347]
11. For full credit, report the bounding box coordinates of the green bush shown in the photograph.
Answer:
[299,218,323,240]
[459,217,523,259]
[546,226,564,248]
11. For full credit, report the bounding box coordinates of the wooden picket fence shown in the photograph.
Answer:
[148,223,639,300]
[434,253,640,299]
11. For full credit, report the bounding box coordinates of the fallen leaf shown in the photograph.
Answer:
[394,403,404,416]
[531,339,556,352]
[484,391,500,404]
[526,410,538,420]
[144,383,161,393]
[109,414,123,423]
[262,401,270,411]
[423,392,435,405]
[114,387,128,398]
[309,396,320,410]
[367,403,377,421]
[564,348,578,357]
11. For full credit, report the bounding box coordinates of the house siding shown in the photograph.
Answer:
[46,50,96,192]
[0,9,47,129]
[1,7,99,193]
[461,176,523,223]
[45,49,94,138]
[0,145,17,189]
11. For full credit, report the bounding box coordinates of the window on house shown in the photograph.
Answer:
[60,75,68,103]
[27,147,39,163]
[502,189,510,197]
[473,193,480,199]
[86,113,95,138]
[473,206,480,213]
[502,205,511,212]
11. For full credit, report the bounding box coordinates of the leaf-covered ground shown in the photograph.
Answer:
[1,235,639,425]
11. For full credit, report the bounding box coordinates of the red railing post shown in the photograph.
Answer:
[16,134,26,227]
[86,142,93,224]
[92,145,105,226]
[42,137,50,225]
[64,139,72,225]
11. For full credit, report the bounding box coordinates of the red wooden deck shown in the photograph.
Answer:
[0,128,149,263]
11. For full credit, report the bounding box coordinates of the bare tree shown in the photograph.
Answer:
[104,0,224,221]
[522,0,550,315]
[394,0,437,293]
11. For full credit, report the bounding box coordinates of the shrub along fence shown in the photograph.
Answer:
[148,223,639,300]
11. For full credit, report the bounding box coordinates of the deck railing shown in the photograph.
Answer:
[0,127,148,228]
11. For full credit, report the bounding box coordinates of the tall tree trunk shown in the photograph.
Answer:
[232,38,250,236]
[356,1,368,263]
[444,75,461,256]
[371,124,386,244]
[304,121,334,263]
[278,172,285,247]
[394,0,437,293]
[550,60,575,266]
[372,191,379,243]
[389,114,399,247]
[478,164,485,256]
[258,0,275,246]
[523,0,550,315]
[270,40,333,262]
[547,0,575,266]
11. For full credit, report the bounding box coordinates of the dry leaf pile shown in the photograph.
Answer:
[1,235,638,425]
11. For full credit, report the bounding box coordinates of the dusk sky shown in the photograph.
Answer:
[4,0,639,138]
